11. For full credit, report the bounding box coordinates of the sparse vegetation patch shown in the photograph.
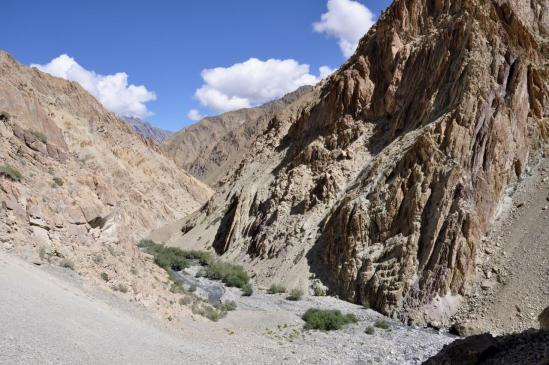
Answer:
[59,258,74,270]
[268,283,286,294]
[137,239,252,295]
[53,177,64,187]
[241,283,253,296]
[374,319,390,330]
[114,283,129,293]
[0,164,22,182]
[287,288,304,301]
[30,130,47,143]
[137,239,191,271]
[206,260,250,290]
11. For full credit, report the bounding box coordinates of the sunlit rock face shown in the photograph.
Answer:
[160,0,548,325]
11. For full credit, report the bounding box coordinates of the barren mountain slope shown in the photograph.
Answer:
[155,0,548,328]
[0,51,213,318]
[122,116,173,144]
[162,86,313,185]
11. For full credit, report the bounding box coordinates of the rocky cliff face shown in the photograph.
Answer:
[161,86,313,185]
[158,0,548,325]
[121,116,173,144]
[0,51,212,318]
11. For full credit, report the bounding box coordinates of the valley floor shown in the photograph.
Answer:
[0,250,453,365]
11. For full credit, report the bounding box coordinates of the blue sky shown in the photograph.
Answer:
[3,0,392,131]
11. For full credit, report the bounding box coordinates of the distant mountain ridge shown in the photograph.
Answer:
[161,85,314,185]
[121,116,173,144]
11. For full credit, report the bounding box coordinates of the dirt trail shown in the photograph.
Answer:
[454,157,549,334]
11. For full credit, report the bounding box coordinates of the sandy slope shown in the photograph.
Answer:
[0,251,203,365]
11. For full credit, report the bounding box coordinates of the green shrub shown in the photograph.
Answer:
[0,164,22,182]
[53,177,64,187]
[313,284,326,296]
[0,111,10,122]
[374,319,390,330]
[170,282,184,294]
[137,240,190,271]
[364,326,375,335]
[287,288,304,301]
[241,283,253,296]
[100,272,109,282]
[302,308,358,331]
[268,284,286,294]
[192,303,225,322]
[203,306,223,321]
[206,260,250,289]
[60,258,74,270]
[31,130,47,143]
[188,284,197,292]
[215,300,237,312]
[179,296,193,306]
[184,249,213,266]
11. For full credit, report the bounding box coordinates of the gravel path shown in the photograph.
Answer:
[0,250,454,364]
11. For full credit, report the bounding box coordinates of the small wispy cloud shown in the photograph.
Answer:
[187,109,204,121]
[314,0,376,58]
[191,58,331,114]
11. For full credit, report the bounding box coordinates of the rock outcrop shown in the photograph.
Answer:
[157,0,548,325]
[0,51,213,319]
[424,330,549,365]
[161,86,313,185]
[540,307,549,330]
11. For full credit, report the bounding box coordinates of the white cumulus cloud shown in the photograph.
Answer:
[187,109,204,121]
[31,54,156,118]
[193,58,331,114]
[314,0,376,58]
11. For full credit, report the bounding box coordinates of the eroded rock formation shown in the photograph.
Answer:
[158,0,548,325]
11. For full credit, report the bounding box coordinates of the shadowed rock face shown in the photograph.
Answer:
[423,330,549,365]
[540,307,549,330]
[160,0,548,324]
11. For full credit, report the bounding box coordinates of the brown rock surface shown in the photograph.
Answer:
[0,51,213,319]
[155,0,548,327]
